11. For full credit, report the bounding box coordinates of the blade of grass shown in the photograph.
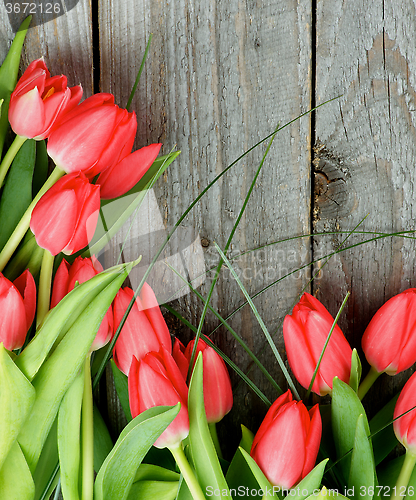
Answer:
[186,127,279,384]
[164,261,282,394]
[214,241,300,399]
[126,34,153,111]
[305,291,350,401]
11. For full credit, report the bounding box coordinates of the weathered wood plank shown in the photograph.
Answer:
[0,0,93,96]
[314,1,416,412]
[99,0,312,444]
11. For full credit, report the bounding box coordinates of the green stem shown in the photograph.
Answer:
[209,423,223,459]
[0,165,64,272]
[0,134,27,189]
[169,445,206,500]
[390,450,416,500]
[357,366,381,400]
[36,249,54,327]
[81,354,94,500]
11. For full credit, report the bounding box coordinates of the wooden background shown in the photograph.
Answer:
[1,0,416,454]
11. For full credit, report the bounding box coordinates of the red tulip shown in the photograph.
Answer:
[46,93,161,198]
[128,348,189,448]
[113,283,171,375]
[30,171,100,256]
[51,256,113,350]
[183,339,233,423]
[394,371,416,453]
[9,59,82,140]
[0,270,36,350]
[362,289,416,376]
[251,390,322,488]
[283,293,352,396]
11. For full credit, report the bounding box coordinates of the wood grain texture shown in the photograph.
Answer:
[314,0,416,412]
[0,0,93,96]
[99,0,312,444]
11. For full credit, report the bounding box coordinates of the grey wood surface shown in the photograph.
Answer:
[0,0,413,452]
[314,0,416,414]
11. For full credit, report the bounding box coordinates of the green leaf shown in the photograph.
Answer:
[32,140,49,197]
[188,354,230,497]
[94,404,114,473]
[290,460,329,500]
[0,139,36,251]
[0,16,31,157]
[94,405,180,500]
[134,464,179,483]
[0,442,35,500]
[57,364,84,500]
[86,151,180,257]
[127,480,179,500]
[111,359,132,421]
[17,263,132,473]
[349,349,362,393]
[3,230,44,281]
[16,261,134,381]
[33,419,59,500]
[240,425,255,454]
[332,377,371,481]
[370,395,399,466]
[348,415,375,500]
[226,447,274,498]
[0,344,35,471]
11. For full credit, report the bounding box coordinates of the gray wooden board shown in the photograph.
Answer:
[99,0,312,444]
[314,0,416,413]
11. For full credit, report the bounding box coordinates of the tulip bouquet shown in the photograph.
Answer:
[1,15,416,500]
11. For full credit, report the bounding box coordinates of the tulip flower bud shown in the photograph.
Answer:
[362,289,416,376]
[9,59,82,140]
[113,283,172,375]
[184,339,233,423]
[0,270,36,350]
[283,293,352,396]
[46,93,161,198]
[128,348,189,448]
[251,390,322,489]
[394,371,416,453]
[30,171,100,256]
[51,257,113,350]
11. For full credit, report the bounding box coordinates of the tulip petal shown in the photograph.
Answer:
[8,87,45,138]
[140,282,171,352]
[51,259,70,308]
[303,405,322,478]
[98,143,162,199]
[0,279,27,350]
[30,190,77,256]
[47,106,119,173]
[252,402,306,488]
[13,270,36,332]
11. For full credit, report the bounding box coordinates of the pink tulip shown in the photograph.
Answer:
[183,339,233,423]
[128,348,189,448]
[251,390,322,488]
[9,59,82,140]
[113,283,171,375]
[362,289,416,375]
[30,171,100,256]
[51,257,113,350]
[393,371,416,454]
[46,93,161,198]
[283,293,352,396]
[0,270,36,350]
